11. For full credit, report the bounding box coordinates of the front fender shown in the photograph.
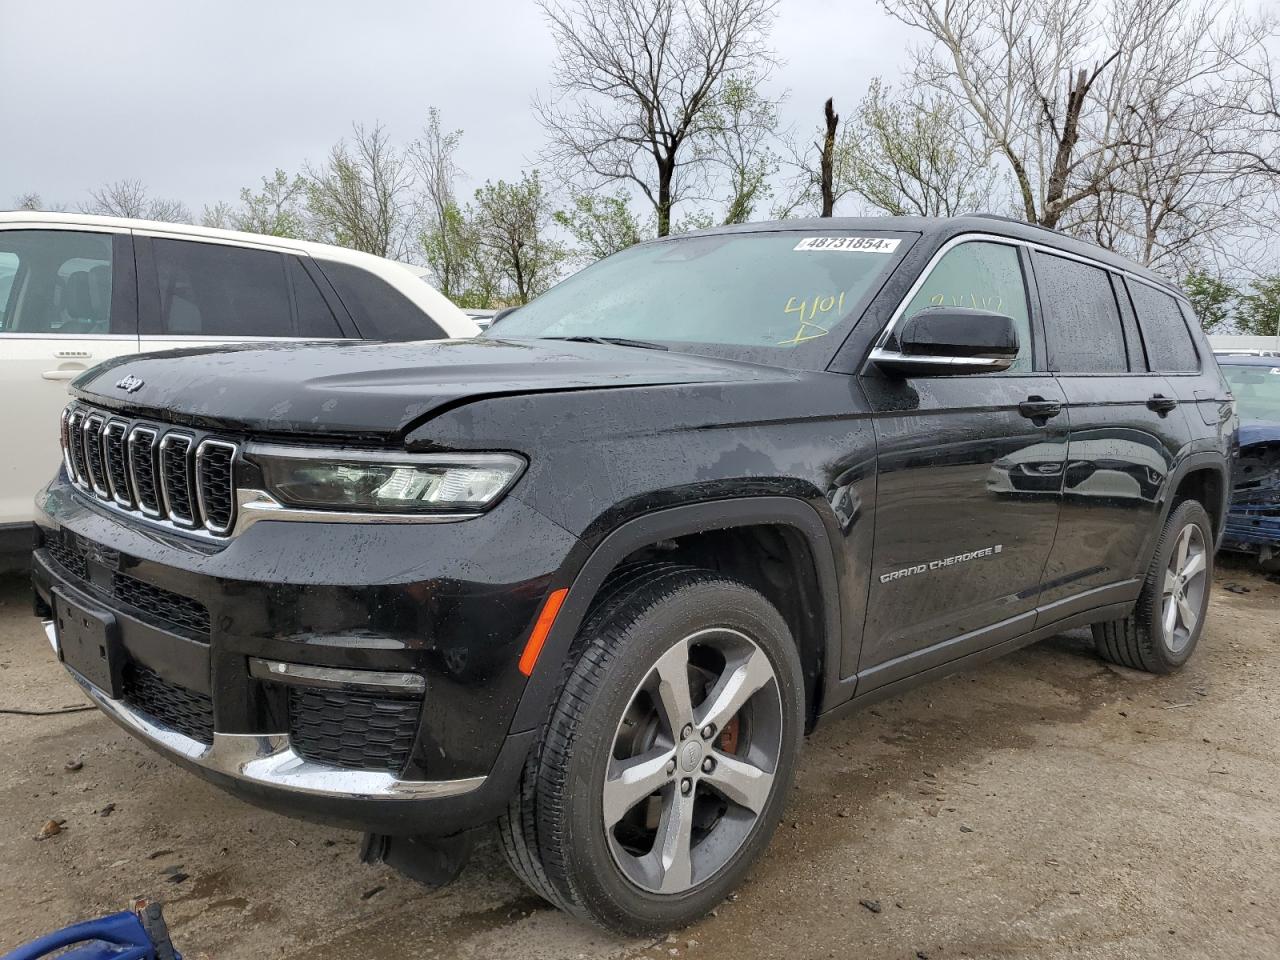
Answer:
[505,495,846,736]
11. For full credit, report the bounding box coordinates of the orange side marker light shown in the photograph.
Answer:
[518,587,569,676]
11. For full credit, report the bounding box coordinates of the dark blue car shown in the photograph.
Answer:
[1218,355,1280,571]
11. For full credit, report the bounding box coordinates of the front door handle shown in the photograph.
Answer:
[41,369,81,381]
[1147,394,1179,415]
[1018,396,1063,422]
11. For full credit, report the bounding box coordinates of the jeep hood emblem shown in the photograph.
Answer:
[115,374,145,393]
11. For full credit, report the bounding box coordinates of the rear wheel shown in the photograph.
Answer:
[499,565,803,934]
[1093,499,1213,674]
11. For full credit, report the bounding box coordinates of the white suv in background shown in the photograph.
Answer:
[0,212,478,564]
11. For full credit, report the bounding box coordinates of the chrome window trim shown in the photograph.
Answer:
[101,419,134,508]
[872,233,1027,355]
[127,426,163,518]
[195,438,239,535]
[81,412,110,499]
[871,231,1192,365]
[158,433,197,527]
[44,622,482,802]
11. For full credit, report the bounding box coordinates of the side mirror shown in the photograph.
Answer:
[870,306,1020,377]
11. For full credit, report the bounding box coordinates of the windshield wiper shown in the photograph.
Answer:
[543,335,669,351]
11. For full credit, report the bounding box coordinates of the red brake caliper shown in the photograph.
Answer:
[717,716,741,754]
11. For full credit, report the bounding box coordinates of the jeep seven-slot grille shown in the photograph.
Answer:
[61,404,238,537]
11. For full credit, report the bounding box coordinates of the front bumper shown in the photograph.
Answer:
[41,619,485,801]
[1222,503,1280,553]
[32,474,576,834]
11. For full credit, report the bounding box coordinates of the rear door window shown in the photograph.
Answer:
[1034,253,1128,373]
[0,230,131,335]
[316,260,445,340]
[151,239,293,337]
[1127,281,1200,372]
[901,241,1034,373]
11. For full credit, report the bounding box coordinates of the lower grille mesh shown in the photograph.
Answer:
[45,538,88,581]
[112,572,211,637]
[122,664,214,744]
[288,687,421,773]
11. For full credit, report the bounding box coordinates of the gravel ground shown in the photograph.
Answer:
[1,558,1276,959]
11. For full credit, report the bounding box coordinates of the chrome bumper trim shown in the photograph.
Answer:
[44,621,484,802]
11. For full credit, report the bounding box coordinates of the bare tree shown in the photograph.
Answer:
[305,123,413,258]
[537,0,779,236]
[882,0,1134,228]
[12,192,45,211]
[82,178,191,223]
[772,98,848,219]
[1058,0,1273,271]
[820,98,839,217]
[200,201,236,229]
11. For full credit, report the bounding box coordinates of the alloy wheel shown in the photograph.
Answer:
[1162,522,1207,654]
[602,627,782,895]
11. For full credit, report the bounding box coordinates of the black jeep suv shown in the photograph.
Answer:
[32,217,1236,933]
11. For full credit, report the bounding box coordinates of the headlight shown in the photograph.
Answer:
[248,447,525,513]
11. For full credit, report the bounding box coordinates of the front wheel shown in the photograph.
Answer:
[498,565,804,934]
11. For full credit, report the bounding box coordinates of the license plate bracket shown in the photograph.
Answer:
[53,589,122,698]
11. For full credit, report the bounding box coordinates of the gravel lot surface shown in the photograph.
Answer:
[1,559,1276,959]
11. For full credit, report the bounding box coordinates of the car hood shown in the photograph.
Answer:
[1240,420,1280,448]
[71,338,782,439]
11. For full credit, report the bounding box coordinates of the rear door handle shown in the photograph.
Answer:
[1147,394,1179,415]
[1018,396,1063,422]
[41,369,81,381]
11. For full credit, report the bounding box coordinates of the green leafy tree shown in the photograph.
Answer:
[701,73,780,224]
[412,109,473,300]
[553,190,645,262]
[1237,275,1280,338]
[470,171,565,304]
[1182,269,1237,333]
[234,169,310,238]
[841,78,992,217]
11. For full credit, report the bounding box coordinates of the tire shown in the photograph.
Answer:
[1093,499,1214,674]
[498,564,804,934]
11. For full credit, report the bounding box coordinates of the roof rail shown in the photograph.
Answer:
[968,212,1062,234]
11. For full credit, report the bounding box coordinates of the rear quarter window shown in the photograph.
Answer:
[315,260,445,341]
[1128,281,1200,372]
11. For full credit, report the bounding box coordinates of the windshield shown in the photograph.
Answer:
[1222,363,1280,422]
[488,231,909,366]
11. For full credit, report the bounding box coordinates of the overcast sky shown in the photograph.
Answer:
[0,0,916,214]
